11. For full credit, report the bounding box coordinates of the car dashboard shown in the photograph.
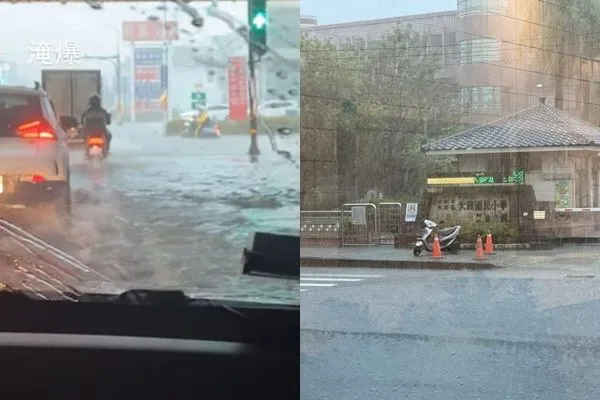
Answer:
[0,293,299,399]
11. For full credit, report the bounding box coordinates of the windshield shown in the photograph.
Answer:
[0,1,299,306]
[301,0,600,397]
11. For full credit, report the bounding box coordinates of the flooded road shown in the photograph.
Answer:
[35,123,299,303]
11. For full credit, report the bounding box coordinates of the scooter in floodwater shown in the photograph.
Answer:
[413,219,462,256]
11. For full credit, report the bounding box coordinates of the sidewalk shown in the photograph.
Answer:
[300,245,600,270]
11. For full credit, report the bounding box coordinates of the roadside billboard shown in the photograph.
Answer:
[133,47,165,120]
[228,57,248,121]
[123,21,179,42]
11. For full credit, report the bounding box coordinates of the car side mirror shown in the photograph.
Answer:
[59,116,78,130]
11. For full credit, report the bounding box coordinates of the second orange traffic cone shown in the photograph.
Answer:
[432,234,443,259]
[474,235,486,261]
[485,232,495,255]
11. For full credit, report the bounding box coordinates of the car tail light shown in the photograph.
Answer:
[17,120,56,140]
[32,175,45,183]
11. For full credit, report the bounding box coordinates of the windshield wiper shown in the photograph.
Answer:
[0,219,110,302]
[242,233,299,280]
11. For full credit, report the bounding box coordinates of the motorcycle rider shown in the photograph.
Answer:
[193,108,211,137]
[81,94,112,152]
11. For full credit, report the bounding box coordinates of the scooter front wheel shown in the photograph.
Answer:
[413,247,422,257]
[447,241,461,254]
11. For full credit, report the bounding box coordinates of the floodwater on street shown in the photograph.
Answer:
[28,123,299,303]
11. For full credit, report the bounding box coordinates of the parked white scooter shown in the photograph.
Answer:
[413,219,462,257]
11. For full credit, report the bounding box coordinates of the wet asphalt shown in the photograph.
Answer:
[302,266,600,399]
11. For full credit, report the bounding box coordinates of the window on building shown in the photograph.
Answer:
[459,39,501,64]
[444,32,458,63]
[457,0,508,16]
[460,86,502,112]
[429,34,443,55]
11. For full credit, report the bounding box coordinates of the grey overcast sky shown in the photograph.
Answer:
[0,1,247,80]
[300,0,457,24]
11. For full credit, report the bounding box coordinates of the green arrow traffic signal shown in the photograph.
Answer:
[252,12,267,30]
[248,0,267,57]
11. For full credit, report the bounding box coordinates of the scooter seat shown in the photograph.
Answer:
[438,227,457,236]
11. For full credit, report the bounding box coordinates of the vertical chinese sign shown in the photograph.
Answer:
[228,57,248,121]
[133,47,164,121]
[125,21,177,121]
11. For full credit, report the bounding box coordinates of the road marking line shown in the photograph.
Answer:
[300,283,337,287]
[300,277,362,282]
[300,273,384,278]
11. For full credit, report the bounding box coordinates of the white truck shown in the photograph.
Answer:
[41,69,102,146]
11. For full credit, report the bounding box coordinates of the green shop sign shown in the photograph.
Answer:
[474,169,525,185]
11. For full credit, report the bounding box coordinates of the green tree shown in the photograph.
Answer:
[536,0,600,113]
[301,26,460,208]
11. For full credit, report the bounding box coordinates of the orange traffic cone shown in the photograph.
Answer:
[474,235,486,261]
[432,234,443,259]
[485,232,495,255]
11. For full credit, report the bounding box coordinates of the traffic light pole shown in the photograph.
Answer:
[247,0,266,160]
[248,50,260,159]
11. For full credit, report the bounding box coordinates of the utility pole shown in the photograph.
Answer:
[115,35,122,124]
[248,0,268,160]
[162,1,169,125]
[248,48,259,159]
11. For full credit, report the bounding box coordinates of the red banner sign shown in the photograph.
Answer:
[122,21,179,42]
[134,66,160,81]
[135,100,160,111]
[228,57,248,121]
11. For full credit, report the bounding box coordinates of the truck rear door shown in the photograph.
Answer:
[71,71,101,119]
[42,71,72,118]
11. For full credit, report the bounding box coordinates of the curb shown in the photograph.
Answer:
[460,243,530,250]
[300,257,500,270]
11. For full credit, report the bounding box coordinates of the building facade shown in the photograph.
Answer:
[301,0,600,127]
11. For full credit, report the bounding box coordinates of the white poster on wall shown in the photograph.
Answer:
[351,206,367,225]
[405,203,418,222]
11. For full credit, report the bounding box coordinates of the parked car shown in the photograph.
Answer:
[258,100,299,118]
[178,109,202,121]
[206,104,230,121]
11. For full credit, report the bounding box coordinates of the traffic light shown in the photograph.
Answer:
[248,0,268,57]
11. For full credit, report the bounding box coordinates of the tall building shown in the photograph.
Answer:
[301,0,600,127]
